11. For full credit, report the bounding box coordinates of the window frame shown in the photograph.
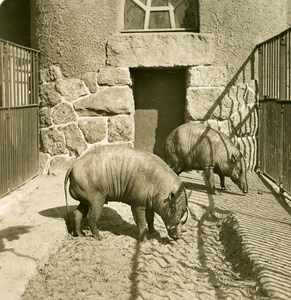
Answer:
[122,0,199,33]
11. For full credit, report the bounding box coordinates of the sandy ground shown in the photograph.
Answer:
[21,174,268,300]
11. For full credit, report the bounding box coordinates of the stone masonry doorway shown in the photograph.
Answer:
[132,68,186,160]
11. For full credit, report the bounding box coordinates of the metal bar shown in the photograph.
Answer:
[277,37,280,98]
[279,35,287,99]
[29,51,33,104]
[4,43,10,108]
[0,37,40,52]
[16,47,19,106]
[25,50,28,105]
[0,39,39,198]
[19,48,23,106]
[267,42,271,98]
[0,41,3,107]
[289,30,291,100]
[258,45,263,100]
[33,52,39,105]
[257,27,291,47]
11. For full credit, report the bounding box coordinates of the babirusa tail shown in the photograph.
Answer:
[64,166,73,214]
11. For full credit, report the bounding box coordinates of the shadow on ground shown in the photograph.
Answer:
[39,206,139,240]
[0,225,34,252]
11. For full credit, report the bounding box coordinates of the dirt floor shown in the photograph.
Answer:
[22,199,269,300]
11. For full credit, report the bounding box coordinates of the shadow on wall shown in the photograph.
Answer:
[190,49,259,171]
[0,0,31,47]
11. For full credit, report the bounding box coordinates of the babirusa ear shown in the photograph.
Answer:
[231,153,238,163]
[163,192,174,203]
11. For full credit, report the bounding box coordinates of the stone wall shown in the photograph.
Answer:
[185,64,258,171]
[38,29,258,174]
[39,63,258,174]
[39,66,134,174]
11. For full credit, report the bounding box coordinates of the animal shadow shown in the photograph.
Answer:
[0,225,33,253]
[39,206,139,240]
[183,180,208,192]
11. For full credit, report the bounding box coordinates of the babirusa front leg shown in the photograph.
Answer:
[131,205,148,242]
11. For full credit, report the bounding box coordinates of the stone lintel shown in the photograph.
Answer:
[106,33,214,68]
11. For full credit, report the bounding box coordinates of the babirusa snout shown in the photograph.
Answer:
[167,207,189,239]
[167,223,182,240]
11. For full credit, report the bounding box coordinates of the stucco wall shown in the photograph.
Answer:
[30,0,119,77]
[31,0,290,78]
[200,0,289,79]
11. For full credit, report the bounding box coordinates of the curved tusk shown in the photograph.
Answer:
[180,207,190,224]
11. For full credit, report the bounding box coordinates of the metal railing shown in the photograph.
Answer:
[257,28,291,194]
[0,38,39,107]
[0,39,39,198]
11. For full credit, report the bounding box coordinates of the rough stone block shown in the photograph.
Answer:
[49,155,76,175]
[108,115,134,142]
[107,33,214,67]
[39,152,51,174]
[78,117,107,143]
[39,82,63,107]
[98,67,132,86]
[39,107,52,128]
[40,127,67,155]
[39,65,63,83]
[186,87,254,121]
[51,102,77,125]
[61,123,87,156]
[82,72,98,93]
[187,66,227,87]
[186,87,224,121]
[55,78,89,101]
[74,86,134,116]
[194,119,231,138]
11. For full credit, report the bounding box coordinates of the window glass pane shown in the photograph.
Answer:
[170,0,186,7]
[151,0,168,6]
[124,0,145,30]
[123,0,199,31]
[149,11,171,29]
[175,0,198,29]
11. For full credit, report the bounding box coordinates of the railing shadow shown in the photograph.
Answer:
[199,49,257,123]
[258,173,291,217]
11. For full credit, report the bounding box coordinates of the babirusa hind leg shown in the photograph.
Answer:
[73,203,89,237]
[87,196,105,240]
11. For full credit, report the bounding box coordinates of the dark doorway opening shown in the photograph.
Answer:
[132,68,186,159]
[0,0,31,47]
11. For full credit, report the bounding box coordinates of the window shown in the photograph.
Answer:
[124,0,199,32]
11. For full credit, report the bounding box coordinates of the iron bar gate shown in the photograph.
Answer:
[257,28,291,194]
[0,38,39,198]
